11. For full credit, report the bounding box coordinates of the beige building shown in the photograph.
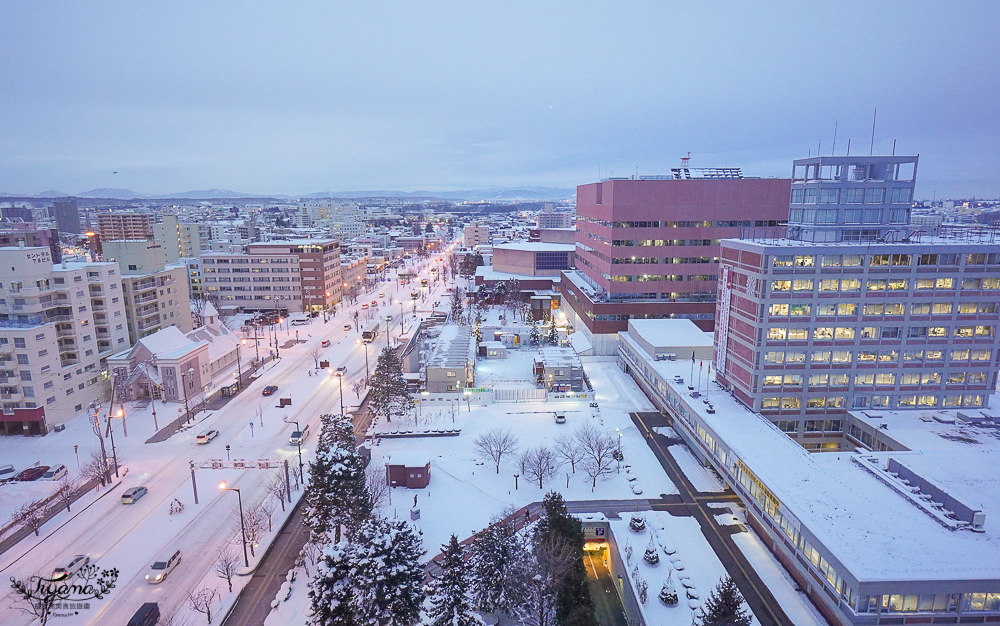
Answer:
[103,241,192,343]
[464,222,490,248]
[97,212,153,242]
[0,246,131,428]
[153,214,208,264]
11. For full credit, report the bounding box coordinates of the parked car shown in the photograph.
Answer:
[15,466,49,482]
[0,464,16,482]
[42,464,68,481]
[262,385,278,396]
[291,318,310,326]
[52,554,90,580]
[145,549,182,584]
[195,430,219,444]
[289,424,310,446]
[121,486,148,504]
[321,340,331,347]
[127,603,160,626]
[554,413,566,424]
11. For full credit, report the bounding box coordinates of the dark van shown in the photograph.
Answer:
[127,602,160,626]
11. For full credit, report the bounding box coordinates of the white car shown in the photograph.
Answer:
[146,549,182,584]
[52,554,90,580]
[195,430,220,444]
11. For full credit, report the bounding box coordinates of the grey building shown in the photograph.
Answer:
[51,197,80,235]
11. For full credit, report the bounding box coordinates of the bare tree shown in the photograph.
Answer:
[523,447,560,490]
[265,472,288,512]
[308,345,322,369]
[475,428,520,474]
[52,481,76,513]
[9,575,57,625]
[352,377,366,399]
[237,501,268,557]
[214,544,240,593]
[363,464,389,511]
[295,541,323,577]
[10,499,45,537]
[576,424,617,490]
[553,433,585,473]
[260,498,276,533]
[187,587,221,624]
[80,450,110,488]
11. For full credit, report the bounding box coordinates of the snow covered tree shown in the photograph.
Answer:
[369,346,412,424]
[546,323,558,346]
[426,535,483,626]
[308,540,355,626]
[310,518,425,626]
[351,517,426,625]
[527,312,541,347]
[450,288,465,324]
[304,413,371,545]
[659,573,679,606]
[700,576,751,626]
[470,513,529,617]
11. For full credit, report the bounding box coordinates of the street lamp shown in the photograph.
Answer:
[88,401,111,484]
[219,482,249,568]
[332,368,345,416]
[235,343,242,391]
[288,418,304,478]
[356,338,370,381]
[182,367,194,424]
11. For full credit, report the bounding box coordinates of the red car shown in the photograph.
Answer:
[15,466,50,481]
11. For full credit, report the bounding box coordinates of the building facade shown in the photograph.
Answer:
[104,241,193,343]
[464,222,490,248]
[51,198,80,234]
[562,171,789,354]
[0,247,130,427]
[97,212,154,242]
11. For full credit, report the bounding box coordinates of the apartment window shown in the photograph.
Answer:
[17,354,29,365]
[959,302,978,314]
[785,351,806,364]
[763,375,783,387]
[870,254,890,267]
[808,374,829,387]
[14,338,26,349]
[926,350,944,361]
[787,328,808,341]
[971,349,992,361]
[794,255,815,267]
[865,188,885,203]
[771,280,791,292]
[907,327,928,338]
[903,350,923,362]
[901,373,921,385]
[936,277,954,289]
[817,304,837,317]
[819,279,839,292]
[955,326,974,338]
[932,303,953,315]
[885,302,907,315]
[843,255,862,267]
[764,351,784,364]
[813,327,834,340]
[928,326,948,337]
[864,304,884,316]
[811,351,831,363]
[845,188,865,204]
[950,349,970,361]
[832,351,852,363]
[769,304,789,316]
[835,327,855,340]
[947,372,966,384]
[855,374,874,386]
[776,421,797,433]
[911,303,931,314]
[975,325,995,336]
[867,279,887,291]
[887,279,907,291]
[840,278,861,291]
[881,327,901,339]
[837,303,856,315]
[922,372,941,384]
[792,280,813,292]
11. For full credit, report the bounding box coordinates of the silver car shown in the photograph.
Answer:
[52,554,90,580]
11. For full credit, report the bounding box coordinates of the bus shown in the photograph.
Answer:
[362,323,379,343]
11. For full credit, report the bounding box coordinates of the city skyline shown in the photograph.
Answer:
[2,2,999,198]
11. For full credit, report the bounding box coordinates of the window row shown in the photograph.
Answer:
[771,276,1000,293]
[763,394,985,410]
[762,348,992,364]
[790,187,912,205]
[772,252,1000,268]
[762,370,987,388]
[768,301,999,317]
[767,325,996,341]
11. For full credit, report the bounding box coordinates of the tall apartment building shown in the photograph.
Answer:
[0,246,130,429]
[536,211,573,229]
[464,222,490,248]
[562,170,789,354]
[715,155,1000,447]
[97,212,153,242]
[153,214,207,264]
[51,197,80,234]
[103,241,192,343]
[201,238,342,314]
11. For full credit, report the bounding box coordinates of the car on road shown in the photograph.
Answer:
[554,413,566,424]
[121,486,148,504]
[195,429,219,444]
[262,385,278,396]
[289,424,310,446]
[42,464,68,480]
[371,300,378,307]
[15,466,49,482]
[127,603,160,626]
[321,340,331,347]
[343,324,351,331]
[52,554,90,580]
[378,292,385,298]
[336,366,347,375]
[145,549,182,584]
[361,303,369,310]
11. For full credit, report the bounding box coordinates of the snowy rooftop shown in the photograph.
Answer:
[627,319,713,349]
[386,450,431,467]
[535,346,582,368]
[426,324,473,369]
[621,329,1000,581]
[474,265,560,284]
[492,241,575,252]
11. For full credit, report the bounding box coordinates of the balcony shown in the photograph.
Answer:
[134,294,158,305]
[56,326,75,338]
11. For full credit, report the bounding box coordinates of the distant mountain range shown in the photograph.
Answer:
[1,185,574,202]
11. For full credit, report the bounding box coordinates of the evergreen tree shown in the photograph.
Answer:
[308,540,356,626]
[450,288,465,324]
[528,311,541,347]
[426,535,484,626]
[532,492,597,626]
[369,346,412,424]
[352,517,426,626]
[310,518,426,626]
[546,323,558,346]
[700,577,751,626]
[304,414,371,545]
[470,517,528,616]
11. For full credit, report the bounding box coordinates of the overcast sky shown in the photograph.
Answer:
[2,1,998,198]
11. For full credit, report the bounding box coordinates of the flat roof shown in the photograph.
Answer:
[621,327,1000,582]
[628,319,713,349]
[492,242,575,252]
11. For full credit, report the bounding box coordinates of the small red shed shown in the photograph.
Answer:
[386,451,431,489]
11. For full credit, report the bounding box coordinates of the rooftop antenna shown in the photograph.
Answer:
[892,139,896,156]
[847,139,851,156]
[680,152,691,169]
[870,107,877,155]
[832,121,838,155]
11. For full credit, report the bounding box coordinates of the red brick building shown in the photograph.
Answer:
[562,170,789,354]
